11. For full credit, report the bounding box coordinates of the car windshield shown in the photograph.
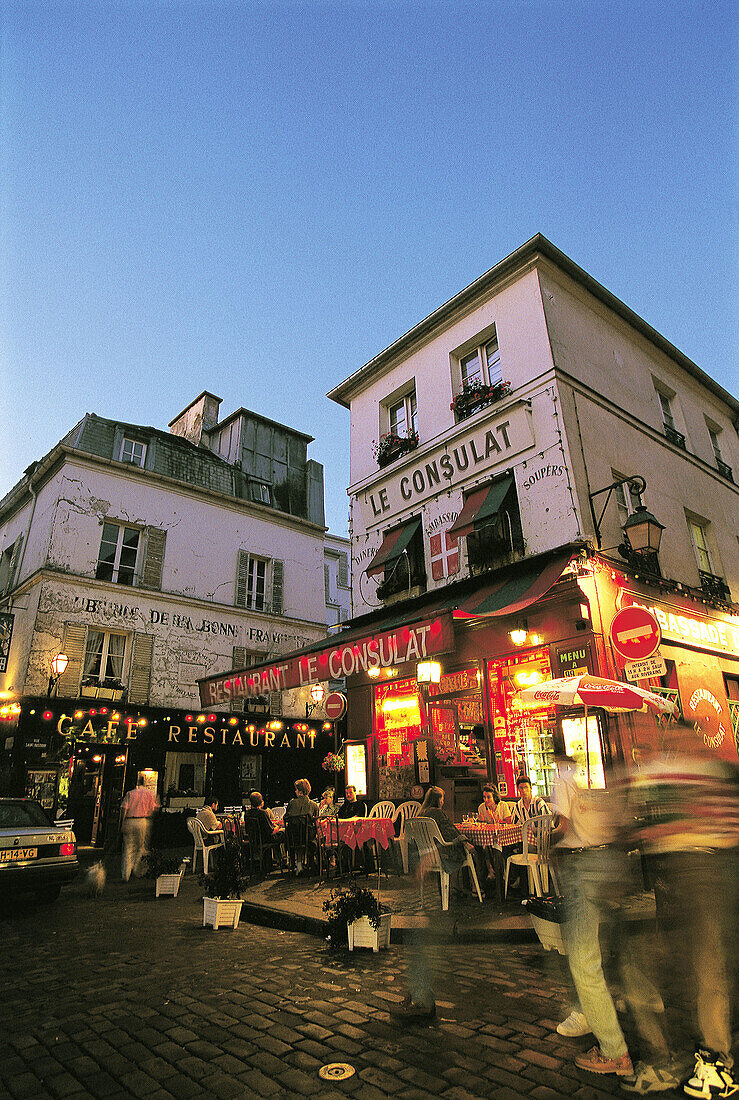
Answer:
[0,801,52,829]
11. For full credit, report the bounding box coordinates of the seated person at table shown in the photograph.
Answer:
[419,786,486,898]
[318,788,336,818]
[475,785,511,895]
[511,775,550,824]
[246,791,285,844]
[477,784,513,825]
[196,800,224,845]
[286,779,318,872]
[337,785,367,818]
[286,778,318,820]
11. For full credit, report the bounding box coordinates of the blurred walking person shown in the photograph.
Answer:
[119,774,159,882]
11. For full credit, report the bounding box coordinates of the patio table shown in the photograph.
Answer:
[459,822,522,849]
[318,816,395,851]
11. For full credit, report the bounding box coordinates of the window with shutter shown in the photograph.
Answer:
[338,552,348,588]
[56,624,86,696]
[140,528,166,590]
[271,559,284,614]
[0,535,23,594]
[236,550,249,607]
[324,564,330,603]
[269,692,283,716]
[127,633,154,704]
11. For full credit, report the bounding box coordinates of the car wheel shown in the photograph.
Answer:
[35,884,62,903]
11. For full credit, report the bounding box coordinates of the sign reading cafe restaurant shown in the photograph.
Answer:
[199,615,455,708]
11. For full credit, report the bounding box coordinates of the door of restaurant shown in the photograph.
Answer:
[68,743,128,846]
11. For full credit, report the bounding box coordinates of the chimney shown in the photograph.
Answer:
[169,392,222,446]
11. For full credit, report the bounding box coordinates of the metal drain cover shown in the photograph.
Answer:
[318,1062,356,1081]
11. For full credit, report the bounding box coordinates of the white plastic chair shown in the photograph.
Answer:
[404,817,483,910]
[504,814,557,899]
[392,800,421,873]
[368,800,395,819]
[187,816,225,874]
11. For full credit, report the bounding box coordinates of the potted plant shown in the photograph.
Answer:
[322,881,392,952]
[372,431,419,468]
[322,751,345,773]
[147,849,188,897]
[450,379,511,420]
[201,837,247,930]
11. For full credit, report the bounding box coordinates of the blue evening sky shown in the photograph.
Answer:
[2,1,736,536]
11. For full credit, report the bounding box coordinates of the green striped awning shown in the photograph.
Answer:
[448,476,513,539]
[366,516,422,577]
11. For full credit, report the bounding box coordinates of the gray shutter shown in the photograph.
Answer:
[271,559,284,614]
[236,550,249,607]
[324,564,330,602]
[7,534,23,592]
[269,692,282,716]
[338,552,348,588]
[140,528,166,590]
[127,633,154,704]
[57,624,86,697]
[231,646,246,711]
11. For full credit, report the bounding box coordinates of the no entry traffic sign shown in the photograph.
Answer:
[324,692,347,720]
[610,606,661,661]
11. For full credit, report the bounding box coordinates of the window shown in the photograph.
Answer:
[338,551,349,588]
[95,523,140,585]
[389,390,418,438]
[689,520,712,574]
[708,427,723,464]
[236,551,284,613]
[461,333,502,388]
[120,438,146,467]
[249,480,272,505]
[612,470,642,522]
[657,390,675,430]
[83,630,126,684]
[707,426,733,480]
[0,536,22,594]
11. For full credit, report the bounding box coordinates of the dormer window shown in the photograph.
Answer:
[249,481,272,505]
[120,438,146,467]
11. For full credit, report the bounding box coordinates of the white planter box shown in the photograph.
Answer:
[347,912,392,952]
[155,870,184,897]
[203,897,243,930]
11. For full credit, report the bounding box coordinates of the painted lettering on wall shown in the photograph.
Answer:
[521,464,566,490]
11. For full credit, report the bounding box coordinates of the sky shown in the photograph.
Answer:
[2,1,736,536]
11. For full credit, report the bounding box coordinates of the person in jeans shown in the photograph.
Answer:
[551,756,634,1078]
[119,775,159,882]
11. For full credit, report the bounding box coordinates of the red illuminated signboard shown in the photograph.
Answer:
[199,614,454,707]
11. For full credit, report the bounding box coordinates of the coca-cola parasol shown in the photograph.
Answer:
[517,675,677,716]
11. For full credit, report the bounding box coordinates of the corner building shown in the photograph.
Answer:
[200,237,738,811]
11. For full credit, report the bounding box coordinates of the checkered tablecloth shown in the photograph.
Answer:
[459,823,523,848]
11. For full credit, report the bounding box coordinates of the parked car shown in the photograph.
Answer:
[0,798,79,902]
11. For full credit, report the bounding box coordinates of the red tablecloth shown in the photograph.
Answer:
[459,823,522,848]
[318,817,395,851]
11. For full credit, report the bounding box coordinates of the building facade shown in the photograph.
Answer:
[199,237,738,811]
[0,392,341,836]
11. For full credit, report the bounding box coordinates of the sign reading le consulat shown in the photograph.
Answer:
[199,615,454,707]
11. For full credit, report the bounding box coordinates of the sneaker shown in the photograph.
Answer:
[683,1050,737,1098]
[621,1061,680,1093]
[576,1045,634,1077]
[388,995,436,1021]
[557,1010,592,1037]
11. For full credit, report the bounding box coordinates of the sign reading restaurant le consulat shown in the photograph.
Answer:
[198,615,455,708]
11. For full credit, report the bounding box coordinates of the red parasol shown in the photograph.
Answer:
[517,675,677,716]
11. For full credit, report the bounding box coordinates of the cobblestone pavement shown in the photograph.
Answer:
[0,872,715,1100]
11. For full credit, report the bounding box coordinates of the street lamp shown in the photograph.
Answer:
[587,475,664,556]
[48,653,68,697]
[306,682,324,718]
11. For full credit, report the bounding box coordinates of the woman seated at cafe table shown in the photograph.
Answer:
[317,788,336,819]
[511,774,550,824]
[419,786,489,899]
[246,791,285,844]
[336,785,367,818]
[475,785,512,895]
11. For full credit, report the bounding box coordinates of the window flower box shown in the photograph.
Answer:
[451,380,510,420]
[372,432,419,469]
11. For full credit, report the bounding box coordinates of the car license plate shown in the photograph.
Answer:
[0,847,38,862]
